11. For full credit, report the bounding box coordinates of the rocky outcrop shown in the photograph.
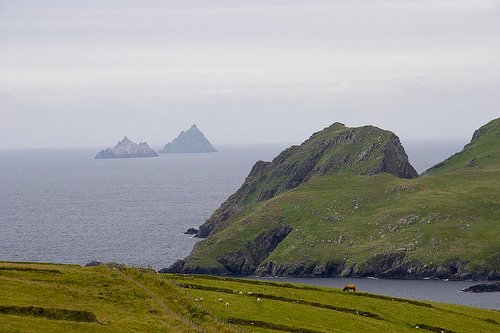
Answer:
[160,259,187,274]
[95,137,158,159]
[160,124,217,153]
[255,253,500,281]
[184,228,199,235]
[159,259,230,275]
[196,123,417,238]
[84,261,102,267]
[164,251,499,280]
[462,282,500,292]
[370,135,419,178]
[164,225,293,275]
[217,225,292,275]
[255,261,339,277]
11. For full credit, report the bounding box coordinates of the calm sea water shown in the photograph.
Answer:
[404,139,466,174]
[0,144,286,269]
[3,139,491,309]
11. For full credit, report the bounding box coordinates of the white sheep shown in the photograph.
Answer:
[199,297,203,301]
[257,298,261,302]
[239,291,243,295]
[195,298,199,302]
[248,291,253,295]
[225,302,229,306]
[218,298,223,302]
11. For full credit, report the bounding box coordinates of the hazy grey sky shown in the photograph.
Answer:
[1,0,499,148]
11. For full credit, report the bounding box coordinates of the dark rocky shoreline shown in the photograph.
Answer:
[461,281,500,292]
[253,256,500,281]
[184,228,199,235]
[161,252,499,281]
[163,223,499,281]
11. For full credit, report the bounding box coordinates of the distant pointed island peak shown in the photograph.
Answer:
[95,136,159,159]
[160,124,217,154]
[119,136,132,143]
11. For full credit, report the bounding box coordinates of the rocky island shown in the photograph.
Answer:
[462,281,500,293]
[159,124,217,153]
[163,119,500,281]
[95,136,159,159]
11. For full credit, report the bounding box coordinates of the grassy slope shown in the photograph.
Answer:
[0,262,234,333]
[2,262,499,333]
[165,274,500,333]
[184,118,500,274]
[425,117,500,175]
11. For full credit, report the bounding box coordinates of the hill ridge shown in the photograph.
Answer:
[196,123,417,238]
[424,117,500,174]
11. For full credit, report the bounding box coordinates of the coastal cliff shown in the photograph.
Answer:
[163,119,500,280]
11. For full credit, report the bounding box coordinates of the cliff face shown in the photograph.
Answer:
[254,255,500,281]
[160,124,217,153]
[196,123,417,238]
[95,137,158,159]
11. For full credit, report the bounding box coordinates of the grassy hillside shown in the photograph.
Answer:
[172,118,500,279]
[2,262,500,333]
[195,122,417,238]
[425,117,500,175]
[0,261,234,333]
[165,274,500,333]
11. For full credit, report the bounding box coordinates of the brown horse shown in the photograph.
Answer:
[343,284,356,292]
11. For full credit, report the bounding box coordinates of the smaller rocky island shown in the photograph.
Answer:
[184,228,199,235]
[95,137,159,159]
[461,282,500,293]
[159,124,217,153]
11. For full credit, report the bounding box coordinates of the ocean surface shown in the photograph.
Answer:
[0,144,286,269]
[3,138,490,309]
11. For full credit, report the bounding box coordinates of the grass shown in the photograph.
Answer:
[0,261,234,333]
[2,261,499,332]
[163,274,500,333]
[0,262,500,333]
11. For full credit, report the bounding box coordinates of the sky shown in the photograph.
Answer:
[0,0,499,149]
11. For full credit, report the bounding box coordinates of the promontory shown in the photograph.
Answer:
[163,119,500,281]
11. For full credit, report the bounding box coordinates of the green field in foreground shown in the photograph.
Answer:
[1,262,499,332]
